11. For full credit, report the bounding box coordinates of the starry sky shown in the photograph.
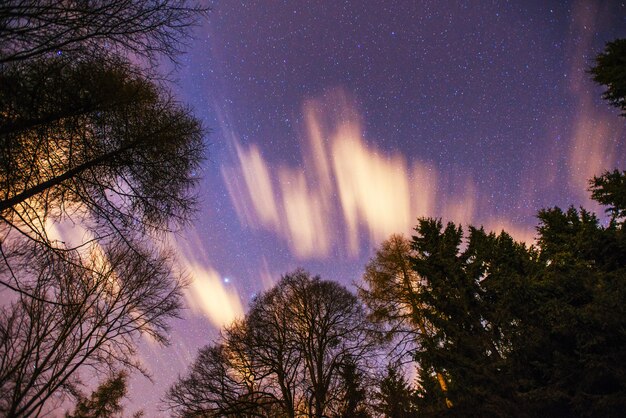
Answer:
[127,1,626,415]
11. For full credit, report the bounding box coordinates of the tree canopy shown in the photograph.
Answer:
[359,181,626,417]
[0,0,208,65]
[0,1,206,416]
[165,270,376,418]
[590,38,626,116]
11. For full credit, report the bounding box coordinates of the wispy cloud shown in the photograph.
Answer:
[222,88,535,258]
[566,3,622,197]
[169,232,244,328]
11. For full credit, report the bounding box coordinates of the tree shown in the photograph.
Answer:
[590,38,626,116]
[589,169,626,221]
[165,340,277,418]
[520,202,626,417]
[335,356,370,418]
[0,55,202,415]
[362,193,626,417]
[0,1,207,290]
[0,55,203,234]
[358,234,452,409]
[66,371,128,418]
[0,2,206,411]
[374,363,417,418]
[0,240,185,417]
[0,0,208,65]
[165,270,376,418]
[409,221,536,417]
[0,54,203,308]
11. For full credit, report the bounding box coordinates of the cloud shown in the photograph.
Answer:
[330,124,412,255]
[169,232,244,328]
[222,143,280,229]
[45,219,245,329]
[564,1,624,199]
[278,168,331,257]
[222,89,535,258]
[439,177,477,227]
[181,262,244,328]
[410,162,438,219]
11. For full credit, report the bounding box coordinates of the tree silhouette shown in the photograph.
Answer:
[0,0,208,65]
[409,221,535,417]
[358,234,452,409]
[0,1,206,415]
[165,270,377,418]
[363,200,626,416]
[0,56,203,255]
[374,363,417,418]
[66,371,128,418]
[590,38,626,116]
[0,241,185,417]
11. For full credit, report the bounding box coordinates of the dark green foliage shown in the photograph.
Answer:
[413,367,448,418]
[590,39,626,115]
[527,202,626,417]
[66,372,127,418]
[410,221,534,417]
[375,364,417,418]
[590,169,626,222]
[337,357,371,418]
[405,176,626,417]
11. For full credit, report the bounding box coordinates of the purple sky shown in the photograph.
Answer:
[123,1,626,415]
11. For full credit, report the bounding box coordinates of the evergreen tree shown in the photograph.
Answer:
[590,38,626,115]
[410,221,534,417]
[375,363,417,418]
[67,372,127,418]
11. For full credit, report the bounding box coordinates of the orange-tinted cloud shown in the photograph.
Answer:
[222,89,536,257]
[565,1,623,200]
[169,232,244,328]
[278,168,331,257]
[330,126,412,255]
[410,162,438,219]
[222,143,280,229]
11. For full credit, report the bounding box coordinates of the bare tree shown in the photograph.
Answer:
[165,270,377,418]
[0,0,208,65]
[166,338,282,418]
[0,238,185,417]
[280,272,373,417]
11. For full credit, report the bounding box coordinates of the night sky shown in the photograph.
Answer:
[126,1,626,415]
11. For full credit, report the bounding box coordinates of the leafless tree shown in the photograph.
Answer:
[0,238,186,417]
[165,270,378,418]
[0,0,209,65]
[166,338,282,418]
